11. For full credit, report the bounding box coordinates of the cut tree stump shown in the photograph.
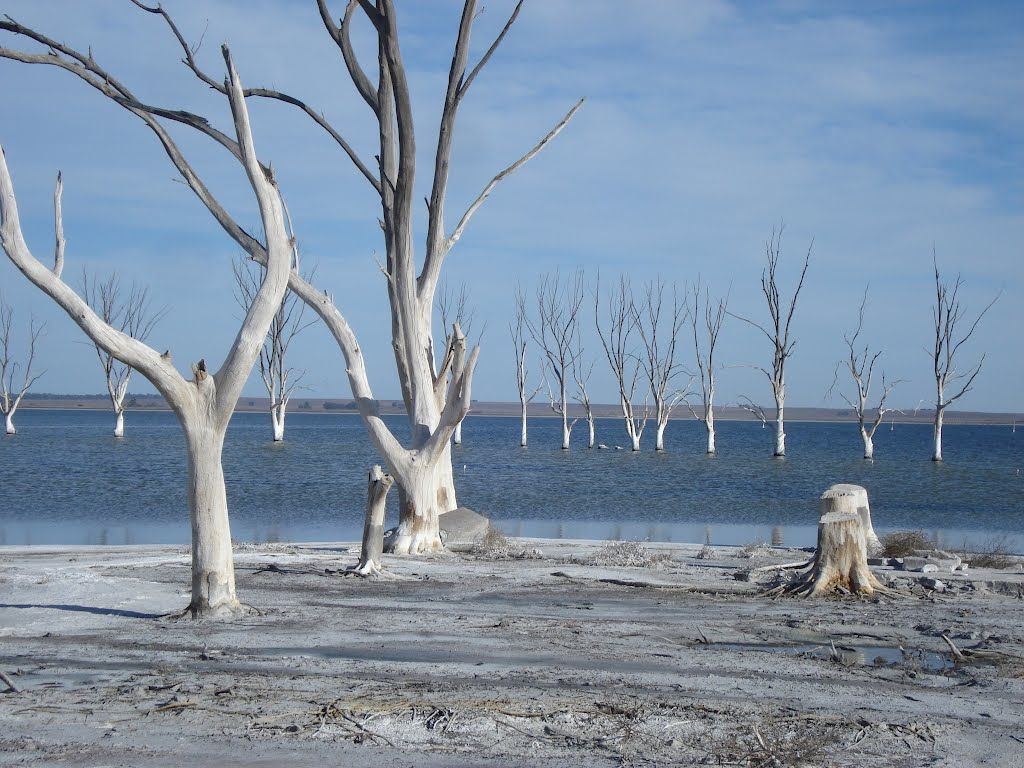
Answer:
[827,483,881,555]
[353,465,394,576]
[768,486,892,597]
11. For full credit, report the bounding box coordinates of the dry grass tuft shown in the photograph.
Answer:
[588,541,672,568]
[470,528,543,560]
[880,530,934,558]
[958,535,1016,570]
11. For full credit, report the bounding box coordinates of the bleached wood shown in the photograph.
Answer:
[771,487,889,597]
[928,254,999,462]
[634,278,691,452]
[528,271,585,450]
[688,280,727,454]
[1,2,578,557]
[0,49,291,617]
[830,286,901,459]
[82,273,164,438]
[0,297,44,435]
[731,226,811,457]
[511,288,542,447]
[827,483,881,555]
[595,275,648,451]
[355,465,394,575]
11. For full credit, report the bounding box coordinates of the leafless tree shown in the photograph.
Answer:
[687,280,727,454]
[527,270,586,449]
[829,286,901,459]
[0,296,43,435]
[595,275,648,450]
[928,254,999,462]
[0,49,293,618]
[731,226,811,457]
[635,278,691,451]
[233,256,314,442]
[510,287,542,447]
[1,2,581,557]
[82,273,165,438]
[436,282,477,446]
[571,347,597,449]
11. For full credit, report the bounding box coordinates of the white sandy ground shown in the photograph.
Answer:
[0,539,1022,767]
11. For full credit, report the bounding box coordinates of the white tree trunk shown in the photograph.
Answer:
[113,409,125,439]
[453,420,463,445]
[561,412,570,450]
[586,416,595,449]
[655,419,667,451]
[387,460,447,556]
[932,407,944,462]
[773,400,786,457]
[184,423,238,616]
[860,426,873,460]
[520,407,528,446]
[271,403,285,442]
[774,487,887,597]
[355,465,393,575]
[705,415,716,454]
[4,411,14,435]
[630,432,641,451]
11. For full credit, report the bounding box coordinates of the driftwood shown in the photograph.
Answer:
[0,669,21,694]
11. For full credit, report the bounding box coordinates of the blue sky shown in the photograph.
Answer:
[0,0,1020,412]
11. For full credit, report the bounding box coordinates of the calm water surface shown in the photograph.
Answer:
[1,409,1021,550]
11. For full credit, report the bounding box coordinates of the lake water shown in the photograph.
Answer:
[1,409,1021,551]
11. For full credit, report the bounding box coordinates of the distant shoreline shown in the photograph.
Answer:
[18,397,1023,426]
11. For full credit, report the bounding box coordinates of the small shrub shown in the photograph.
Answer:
[589,541,672,568]
[470,528,542,560]
[881,530,933,558]
[959,535,1015,570]
[737,540,769,559]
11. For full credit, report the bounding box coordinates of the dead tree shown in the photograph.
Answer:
[0,296,43,435]
[0,50,293,618]
[353,465,394,576]
[595,275,647,451]
[571,351,596,449]
[528,270,585,449]
[511,287,542,447]
[82,274,164,438]
[436,282,476,446]
[830,287,900,459]
[1,2,580,557]
[731,226,811,457]
[233,256,313,442]
[929,255,999,462]
[688,280,727,454]
[635,279,691,451]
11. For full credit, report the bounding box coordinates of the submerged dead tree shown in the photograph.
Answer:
[635,279,690,452]
[233,256,312,442]
[595,275,647,451]
[688,280,727,454]
[0,296,43,435]
[928,256,999,462]
[0,3,580,556]
[831,287,900,460]
[0,50,293,617]
[571,350,596,449]
[83,274,164,438]
[529,270,586,449]
[436,283,476,446]
[732,227,811,457]
[511,287,542,447]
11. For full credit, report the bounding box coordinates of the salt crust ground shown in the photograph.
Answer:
[0,539,1022,767]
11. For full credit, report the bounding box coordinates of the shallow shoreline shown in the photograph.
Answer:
[1,538,1022,766]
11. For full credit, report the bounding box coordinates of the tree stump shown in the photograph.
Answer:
[353,465,394,576]
[769,487,889,597]
[828,483,882,555]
